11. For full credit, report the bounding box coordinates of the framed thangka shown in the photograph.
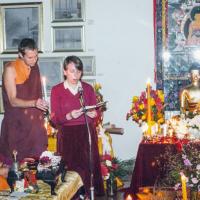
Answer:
[154,0,200,111]
[52,26,84,52]
[52,0,84,22]
[38,58,63,96]
[0,3,43,53]
[80,56,96,76]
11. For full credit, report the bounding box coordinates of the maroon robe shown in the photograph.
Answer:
[51,81,104,196]
[0,62,48,162]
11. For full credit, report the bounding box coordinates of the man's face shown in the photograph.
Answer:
[21,49,38,67]
[191,70,200,82]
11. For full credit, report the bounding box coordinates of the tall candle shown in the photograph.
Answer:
[181,174,187,200]
[147,79,152,136]
[42,76,47,101]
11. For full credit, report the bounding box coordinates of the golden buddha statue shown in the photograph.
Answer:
[180,69,200,114]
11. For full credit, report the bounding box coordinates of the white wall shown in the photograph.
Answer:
[0,0,154,159]
[86,0,154,159]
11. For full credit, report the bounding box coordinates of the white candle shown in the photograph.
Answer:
[163,124,168,137]
[42,76,47,101]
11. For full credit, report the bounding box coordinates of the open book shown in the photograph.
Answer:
[81,101,107,112]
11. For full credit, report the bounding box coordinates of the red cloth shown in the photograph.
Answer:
[50,81,104,196]
[0,60,48,162]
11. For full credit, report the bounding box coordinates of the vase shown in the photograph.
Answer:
[190,191,200,200]
[106,177,117,197]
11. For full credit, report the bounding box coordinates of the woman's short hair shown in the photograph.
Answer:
[63,56,83,79]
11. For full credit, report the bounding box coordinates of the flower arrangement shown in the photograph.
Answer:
[100,154,118,180]
[166,115,200,139]
[126,89,165,125]
[159,143,200,193]
[37,151,61,171]
[93,83,107,127]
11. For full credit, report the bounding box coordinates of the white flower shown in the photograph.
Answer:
[196,164,200,171]
[182,154,187,159]
[105,160,112,167]
[191,177,198,184]
[141,122,148,133]
[40,151,53,159]
[104,174,110,180]
[174,183,181,190]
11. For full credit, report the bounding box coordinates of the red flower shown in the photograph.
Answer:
[100,163,109,176]
[176,141,183,152]
[101,154,112,161]
[112,163,118,170]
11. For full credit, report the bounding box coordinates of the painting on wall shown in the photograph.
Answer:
[52,26,84,52]
[52,0,84,22]
[0,3,43,53]
[154,0,200,110]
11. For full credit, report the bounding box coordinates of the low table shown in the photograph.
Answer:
[0,171,83,200]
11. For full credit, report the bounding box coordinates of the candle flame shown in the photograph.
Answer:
[125,194,132,200]
[146,78,151,85]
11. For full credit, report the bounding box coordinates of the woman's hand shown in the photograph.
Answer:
[86,110,97,118]
[66,109,83,120]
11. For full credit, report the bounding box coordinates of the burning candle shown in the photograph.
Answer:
[181,174,187,200]
[125,194,132,200]
[42,76,47,101]
[147,79,152,136]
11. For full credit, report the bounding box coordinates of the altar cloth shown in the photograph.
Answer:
[0,171,83,200]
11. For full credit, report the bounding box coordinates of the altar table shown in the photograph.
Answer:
[129,143,177,194]
[0,171,83,200]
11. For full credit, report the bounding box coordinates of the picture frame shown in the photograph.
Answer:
[0,86,4,114]
[0,3,43,53]
[52,26,84,52]
[38,57,63,96]
[80,56,95,76]
[52,0,84,22]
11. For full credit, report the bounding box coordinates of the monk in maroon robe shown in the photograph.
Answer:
[0,38,48,162]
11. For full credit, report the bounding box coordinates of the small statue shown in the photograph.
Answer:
[12,150,19,173]
[7,150,23,192]
[180,67,200,115]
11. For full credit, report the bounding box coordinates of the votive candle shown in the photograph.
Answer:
[181,174,187,200]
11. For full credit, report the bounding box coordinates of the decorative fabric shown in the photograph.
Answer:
[0,171,83,200]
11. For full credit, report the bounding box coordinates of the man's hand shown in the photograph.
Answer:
[35,98,49,111]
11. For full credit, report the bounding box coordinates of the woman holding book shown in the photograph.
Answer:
[50,55,104,198]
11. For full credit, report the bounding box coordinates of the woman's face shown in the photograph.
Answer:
[64,62,82,85]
